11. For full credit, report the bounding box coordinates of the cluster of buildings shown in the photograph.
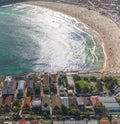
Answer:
[4,118,120,124]
[0,72,120,123]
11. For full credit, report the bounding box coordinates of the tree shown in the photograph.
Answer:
[94,106,106,116]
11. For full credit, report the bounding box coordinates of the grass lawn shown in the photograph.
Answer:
[102,85,108,91]
[76,79,91,89]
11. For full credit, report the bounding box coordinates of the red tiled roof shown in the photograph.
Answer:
[19,119,26,124]
[100,119,110,124]
[91,96,101,106]
[5,96,12,107]
[31,120,39,124]
[24,97,31,107]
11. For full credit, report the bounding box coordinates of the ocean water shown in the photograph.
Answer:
[0,4,104,75]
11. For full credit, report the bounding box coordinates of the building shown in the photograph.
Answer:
[23,97,31,108]
[34,83,40,98]
[27,80,34,96]
[112,119,120,124]
[50,73,58,84]
[4,96,12,111]
[89,120,98,124]
[53,121,63,124]
[99,97,120,114]
[76,120,87,124]
[76,97,85,111]
[60,97,69,107]
[2,80,16,98]
[32,100,41,113]
[17,80,25,99]
[43,73,49,87]
[66,73,75,89]
[51,95,61,114]
[41,96,50,112]
[90,96,101,107]
[64,121,75,124]
[68,97,77,109]
[83,97,93,109]
[31,120,39,124]
[18,80,25,92]
[19,119,26,124]
[100,119,110,124]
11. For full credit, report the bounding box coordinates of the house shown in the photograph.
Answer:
[90,96,101,107]
[100,119,110,124]
[66,73,75,89]
[76,120,87,124]
[64,121,75,124]
[4,96,12,111]
[23,97,31,109]
[17,80,25,99]
[89,120,98,124]
[2,80,16,98]
[51,95,61,114]
[68,90,74,96]
[19,119,26,124]
[41,96,50,112]
[68,97,77,109]
[99,97,120,114]
[32,100,41,113]
[53,121,63,124]
[112,119,120,124]
[43,73,50,95]
[27,80,33,96]
[31,120,39,124]
[50,73,58,84]
[17,80,25,92]
[60,97,69,107]
[76,97,85,111]
[34,83,40,98]
[83,97,93,109]
[43,73,49,87]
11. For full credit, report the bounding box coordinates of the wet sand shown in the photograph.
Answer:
[24,1,120,74]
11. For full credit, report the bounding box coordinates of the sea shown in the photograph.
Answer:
[0,4,104,75]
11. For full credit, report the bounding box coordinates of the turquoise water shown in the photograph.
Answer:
[0,4,104,75]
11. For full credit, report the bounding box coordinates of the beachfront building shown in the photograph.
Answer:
[50,73,58,84]
[99,97,120,114]
[17,80,25,99]
[2,80,16,99]
[27,80,34,96]
[34,83,40,98]
[66,73,75,89]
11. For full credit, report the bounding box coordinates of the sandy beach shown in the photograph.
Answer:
[24,1,120,74]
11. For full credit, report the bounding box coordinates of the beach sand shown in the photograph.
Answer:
[24,1,120,74]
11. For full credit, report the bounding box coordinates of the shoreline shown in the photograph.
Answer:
[23,1,120,74]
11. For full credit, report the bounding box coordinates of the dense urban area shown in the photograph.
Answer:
[0,71,120,124]
[0,0,120,124]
